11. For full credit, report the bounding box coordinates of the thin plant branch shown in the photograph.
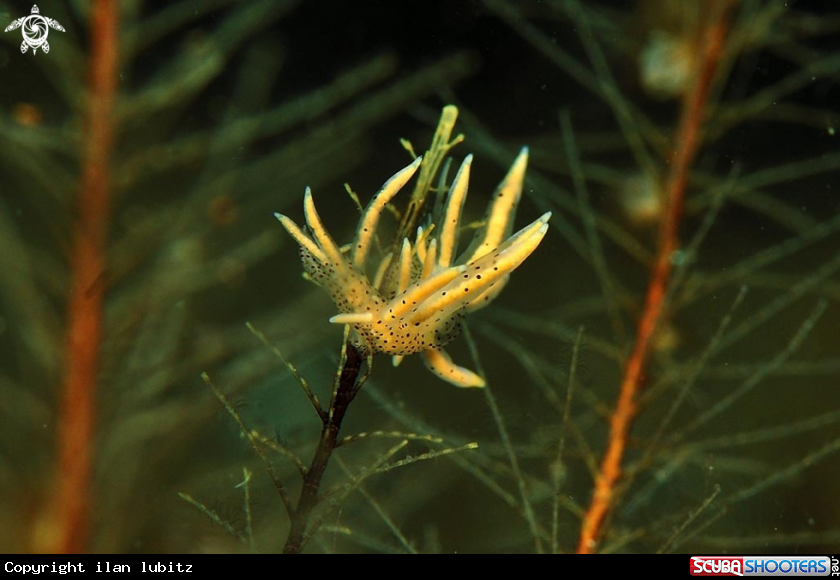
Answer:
[576,0,735,553]
[50,0,119,554]
[282,341,369,554]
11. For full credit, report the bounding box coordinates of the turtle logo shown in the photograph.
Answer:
[5,5,65,55]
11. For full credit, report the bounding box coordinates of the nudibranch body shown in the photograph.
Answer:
[276,149,550,388]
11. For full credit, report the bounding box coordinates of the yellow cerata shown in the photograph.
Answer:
[276,148,550,388]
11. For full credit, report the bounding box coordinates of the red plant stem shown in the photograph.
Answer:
[576,2,732,554]
[284,343,365,554]
[50,0,119,554]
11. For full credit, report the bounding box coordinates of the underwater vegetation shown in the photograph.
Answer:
[0,0,839,554]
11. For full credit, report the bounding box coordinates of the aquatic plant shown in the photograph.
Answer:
[2,0,839,555]
[467,0,840,553]
[0,0,475,553]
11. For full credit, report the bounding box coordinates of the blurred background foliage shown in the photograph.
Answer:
[0,0,839,553]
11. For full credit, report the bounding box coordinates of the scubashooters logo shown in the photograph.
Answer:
[691,556,835,577]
